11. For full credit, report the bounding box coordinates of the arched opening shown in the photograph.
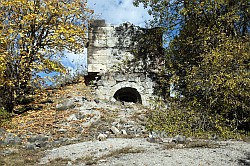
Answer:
[114,87,142,104]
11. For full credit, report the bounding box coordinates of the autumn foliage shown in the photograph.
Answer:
[134,0,250,136]
[0,0,93,112]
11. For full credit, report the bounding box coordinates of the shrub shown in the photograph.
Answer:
[147,101,248,139]
[0,107,12,126]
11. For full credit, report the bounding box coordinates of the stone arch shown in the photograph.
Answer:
[114,87,142,104]
[110,81,145,104]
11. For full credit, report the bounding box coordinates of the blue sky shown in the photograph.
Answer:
[61,0,151,74]
[87,0,151,26]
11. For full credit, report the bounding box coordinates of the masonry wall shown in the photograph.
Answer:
[88,20,139,72]
[86,20,162,105]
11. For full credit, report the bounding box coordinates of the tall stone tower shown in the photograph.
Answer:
[86,20,163,105]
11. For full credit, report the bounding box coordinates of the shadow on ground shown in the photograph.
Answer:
[238,152,250,166]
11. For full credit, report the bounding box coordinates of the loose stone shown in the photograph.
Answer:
[110,126,120,135]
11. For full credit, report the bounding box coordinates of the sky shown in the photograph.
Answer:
[61,0,151,74]
[87,0,151,27]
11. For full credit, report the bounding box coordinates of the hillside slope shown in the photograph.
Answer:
[0,80,249,166]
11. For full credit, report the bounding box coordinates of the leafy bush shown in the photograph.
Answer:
[147,101,248,139]
[134,0,250,139]
[0,107,12,126]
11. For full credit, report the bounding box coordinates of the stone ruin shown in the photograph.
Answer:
[85,20,163,105]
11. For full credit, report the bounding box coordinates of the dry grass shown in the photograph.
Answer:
[163,140,221,150]
[76,147,144,165]
[0,146,45,166]
[0,80,96,166]
[45,157,72,166]
[2,80,94,141]
[242,135,250,142]
[100,146,145,158]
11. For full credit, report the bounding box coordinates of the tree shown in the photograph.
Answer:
[134,0,250,135]
[0,0,93,112]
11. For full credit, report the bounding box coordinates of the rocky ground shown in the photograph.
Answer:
[0,81,249,166]
[39,138,250,166]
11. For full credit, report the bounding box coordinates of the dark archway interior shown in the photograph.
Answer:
[114,87,142,104]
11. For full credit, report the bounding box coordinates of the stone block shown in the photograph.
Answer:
[103,26,115,33]
[93,39,107,47]
[139,74,146,81]
[97,80,104,86]
[106,37,117,47]
[172,135,186,144]
[114,74,126,82]
[97,134,107,141]
[88,55,108,64]
[110,126,120,135]
[145,81,154,88]
[147,88,154,94]
[90,19,106,27]
[128,76,136,82]
[108,80,116,87]
[88,64,107,73]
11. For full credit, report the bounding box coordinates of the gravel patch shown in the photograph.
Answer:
[39,138,250,166]
[96,141,250,166]
[39,138,155,164]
